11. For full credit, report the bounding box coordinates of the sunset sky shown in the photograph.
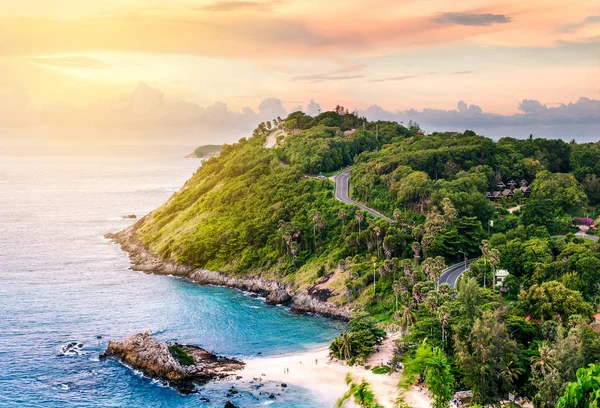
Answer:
[0,0,598,144]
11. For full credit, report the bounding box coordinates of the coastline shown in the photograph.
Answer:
[106,219,352,320]
[106,220,429,406]
[239,338,432,408]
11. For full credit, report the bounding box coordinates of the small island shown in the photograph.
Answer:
[102,331,244,394]
[186,144,223,158]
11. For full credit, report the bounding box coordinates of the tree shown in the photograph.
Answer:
[336,374,382,408]
[556,364,600,408]
[338,208,347,227]
[454,310,519,405]
[438,305,451,347]
[356,211,365,235]
[421,256,446,290]
[393,208,402,223]
[530,170,588,213]
[393,281,402,314]
[398,305,417,335]
[518,281,594,322]
[488,248,500,289]
[480,240,491,288]
[400,341,454,408]
[311,209,325,250]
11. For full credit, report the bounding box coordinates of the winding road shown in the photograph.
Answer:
[439,259,473,288]
[333,167,394,222]
[333,167,472,288]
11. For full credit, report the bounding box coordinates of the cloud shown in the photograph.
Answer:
[451,70,475,75]
[25,56,106,69]
[433,12,512,26]
[292,72,364,82]
[1,83,598,143]
[370,72,436,83]
[556,15,600,33]
[357,97,600,140]
[307,99,321,116]
[200,1,285,12]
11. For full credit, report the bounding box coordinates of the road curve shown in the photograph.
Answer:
[439,259,473,288]
[333,167,394,222]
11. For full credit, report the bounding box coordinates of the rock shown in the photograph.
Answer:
[107,224,352,319]
[224,402,239,408]
[104,332,244,394]
[123,214,137,219]
[58,342,84,356]
[269,393,276,399]
[281,383,287,388]
[199,397,210,402]
[264,289,291,306]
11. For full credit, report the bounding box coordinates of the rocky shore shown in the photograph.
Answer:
[106,221,351,320]
[103,331,244,394]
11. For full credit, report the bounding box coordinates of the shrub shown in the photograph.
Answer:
[168,345,195,366]
[371,365,392,374]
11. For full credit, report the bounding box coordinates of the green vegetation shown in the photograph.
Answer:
[138,108,600,404]
[400,341,453,408]
[329,313,386,364]
[371,365,392,375]
[556,363,600,408]
[336,373,382,408]
[168,345,195,366]
[190,144,222,158]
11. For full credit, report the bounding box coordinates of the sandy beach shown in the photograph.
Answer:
[240,334,432,408]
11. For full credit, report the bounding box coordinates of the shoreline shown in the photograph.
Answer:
[238,339,431,408]
[106,220,427,406]
[106,219,352,321]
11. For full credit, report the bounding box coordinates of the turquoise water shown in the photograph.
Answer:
[0,146,343,407]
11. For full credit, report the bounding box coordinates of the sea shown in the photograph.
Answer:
[0,145,344,408]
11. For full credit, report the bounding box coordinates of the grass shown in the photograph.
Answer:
[371,365,392,374]
[168,345,195,366]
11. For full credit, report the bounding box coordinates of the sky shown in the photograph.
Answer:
[0,0,598,144]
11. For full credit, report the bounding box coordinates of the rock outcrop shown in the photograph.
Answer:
[104,331,244,394]
[107,223,352,320]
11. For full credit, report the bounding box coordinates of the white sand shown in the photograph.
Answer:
[239,336,432,408]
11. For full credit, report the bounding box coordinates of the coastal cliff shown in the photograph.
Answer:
[107,222,352,320]
[103,331,244,394]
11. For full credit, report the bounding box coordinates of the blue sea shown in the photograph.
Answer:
[0,145,344,408]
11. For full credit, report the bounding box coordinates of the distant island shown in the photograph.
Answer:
[186,144,223,158]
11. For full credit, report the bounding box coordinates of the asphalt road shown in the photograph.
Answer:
[333,167,393,222]
[438,259,473,288]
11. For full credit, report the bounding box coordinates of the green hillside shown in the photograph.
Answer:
[135,108,600,405]
[189,144,223,158]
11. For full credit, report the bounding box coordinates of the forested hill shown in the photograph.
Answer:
[136,108,600,404]
[187,144,223,158]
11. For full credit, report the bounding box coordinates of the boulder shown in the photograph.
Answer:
[104,331,244,394]
[264,289,291,306]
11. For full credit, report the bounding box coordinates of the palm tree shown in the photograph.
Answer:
[500,358,524,389]
[336,374,381,408]
[392,281,401,314]
[371,256,377,299]
[311,210,325,250]
[355,211,365,235]
[338,208,347,227]
[489,248,500,289]
[393,208,401,223]
[480,240,491,288]
[438,305,451,347]
[398,305,416,335]
[373,226,381,257]
[531,342,556,377]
